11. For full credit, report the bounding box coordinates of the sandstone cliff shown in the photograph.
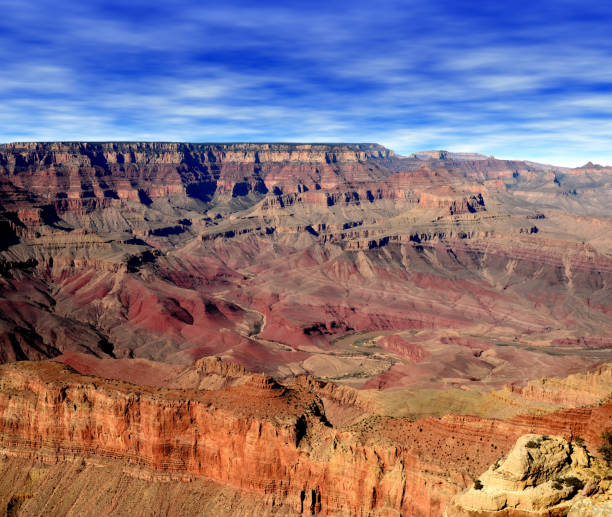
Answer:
[446,434,612,516]
[1,360,611,516]
[0,361,450,516]
[0,142,611,396]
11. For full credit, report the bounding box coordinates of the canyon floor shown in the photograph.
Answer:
[0,142,610,515]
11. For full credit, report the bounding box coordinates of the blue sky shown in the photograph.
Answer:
[1,0,612,166]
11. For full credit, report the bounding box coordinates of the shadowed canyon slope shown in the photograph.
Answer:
[0,142,611,515]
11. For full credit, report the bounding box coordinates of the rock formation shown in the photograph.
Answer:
[446,434,612,516]
[0,142,612,515]
[0,360,611,516]
[0,142,611,392]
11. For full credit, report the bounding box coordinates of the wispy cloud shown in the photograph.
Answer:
[1,0,612,166]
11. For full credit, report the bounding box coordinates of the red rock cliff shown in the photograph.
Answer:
[1,361,611,516]
[0,361,453,516]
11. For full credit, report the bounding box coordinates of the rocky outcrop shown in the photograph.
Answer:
[2,361,612,516]
[446,434,612,516]
[568,499,612,516]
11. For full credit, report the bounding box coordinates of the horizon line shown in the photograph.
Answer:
[0,140,606,168]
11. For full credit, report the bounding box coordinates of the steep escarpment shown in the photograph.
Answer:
[1,360,611,517]
[0,142,611,407]
[0,142,395,212]
[0,361,455,516]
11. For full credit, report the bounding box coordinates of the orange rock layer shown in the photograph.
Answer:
[0,361,611,516]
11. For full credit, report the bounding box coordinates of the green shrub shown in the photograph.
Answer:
[562,476,584,490]
[525,440,540,448]
[574,436,585,447]
[598,430,612,465]
[552,481,563,490]
[473,480,483,490]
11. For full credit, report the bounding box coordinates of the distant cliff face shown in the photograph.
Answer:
[0,142,396,207]
[0,141,611,393]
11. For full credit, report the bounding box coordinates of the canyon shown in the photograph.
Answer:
[0,142,611,515]
[0,360,610,516]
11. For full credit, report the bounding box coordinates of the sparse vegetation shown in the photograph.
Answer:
[573,436,585,447]
[552,479,563,490]
[473,480,483,490]
[598,430,612,466]
[248,319,263,336]
[353,337,376,347]
[525,440,540,449]
[562,476,584,490]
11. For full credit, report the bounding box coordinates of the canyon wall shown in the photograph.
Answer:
[1,142,612,515]
[0,141,611,401]
[0,142,396,214]
[0,361,610,516]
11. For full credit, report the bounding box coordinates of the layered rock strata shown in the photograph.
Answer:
[0,360,611,516]
[0,142,611,391]
[446,434,612,516]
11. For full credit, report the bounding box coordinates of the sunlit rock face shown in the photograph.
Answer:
[1,141,611,390]
[446,434,612,517]
[0,361,610,517]
[0,142,612,515]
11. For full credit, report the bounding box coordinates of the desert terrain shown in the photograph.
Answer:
[0,142,610,515]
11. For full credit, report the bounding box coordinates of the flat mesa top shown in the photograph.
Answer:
[0,141,389,150]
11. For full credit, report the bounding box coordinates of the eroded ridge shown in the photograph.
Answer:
[0,360,611,516]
